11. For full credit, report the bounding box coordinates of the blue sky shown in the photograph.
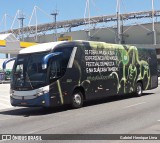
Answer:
[0,0,160,30]
[0,0,159,58]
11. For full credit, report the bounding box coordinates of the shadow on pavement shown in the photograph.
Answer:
[0,92,154,117]
[83,92,153,108]
[0,106,72,117]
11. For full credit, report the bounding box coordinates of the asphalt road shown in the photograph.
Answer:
[0,84,160,143]
[0,84,12,110]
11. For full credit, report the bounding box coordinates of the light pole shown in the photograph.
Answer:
[84,0,91,40]
[116,0,121,44]
[51,10,59,41]
[152,0,156,45]
[18,10,25,41]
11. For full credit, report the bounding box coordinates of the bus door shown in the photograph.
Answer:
[49,47,75,105]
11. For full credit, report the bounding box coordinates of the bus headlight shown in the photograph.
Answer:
[10,89,14,96]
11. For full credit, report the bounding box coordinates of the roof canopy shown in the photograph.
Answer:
[0,33,37,54]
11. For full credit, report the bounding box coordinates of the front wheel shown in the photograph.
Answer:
[135,82,143,97]
[71,91,83,108]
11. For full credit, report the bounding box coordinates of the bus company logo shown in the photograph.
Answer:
[2,135,11,140]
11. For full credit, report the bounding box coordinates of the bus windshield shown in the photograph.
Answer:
[12,52,49,90]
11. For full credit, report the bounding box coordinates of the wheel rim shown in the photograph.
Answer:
[73,93,81,105]
[137,84,142,95]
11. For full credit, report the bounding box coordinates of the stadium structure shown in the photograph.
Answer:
[1,0,160,69]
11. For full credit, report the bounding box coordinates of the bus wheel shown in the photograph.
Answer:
[136,82,143,97]
[72,91,83,108]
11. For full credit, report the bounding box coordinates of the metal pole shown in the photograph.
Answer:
[18,10,25,41]
[121,17,125,44]
[35,7,38,42]
[152,0,156,45]
[86,0,91,39]
[51,10,58,41]
[84,0,91,40]
[55,13,57,41]
[116,0,121,44]
[4,13,7,33]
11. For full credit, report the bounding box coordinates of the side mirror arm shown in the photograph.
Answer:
[2,57,17,70]
[42,52,61,69]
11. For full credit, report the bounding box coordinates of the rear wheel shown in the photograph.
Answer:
[71,91,83,108]
[135,82,143,97]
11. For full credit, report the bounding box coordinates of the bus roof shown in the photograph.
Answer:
[19,41,67,54]
[19,40,156,55]
[19,40,114,54]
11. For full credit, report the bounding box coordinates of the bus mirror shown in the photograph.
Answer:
[42,52,62,69]
[2,57,16,70]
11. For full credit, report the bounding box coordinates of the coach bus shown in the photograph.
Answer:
[3,41,158,108]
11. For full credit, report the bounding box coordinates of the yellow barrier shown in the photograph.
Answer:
[20,41,38,48]
[0,40,37,48]
[0,40,6,47]
[58,36,72,41]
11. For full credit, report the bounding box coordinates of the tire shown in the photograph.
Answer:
[71,91,83,108]
[135,82,143,97]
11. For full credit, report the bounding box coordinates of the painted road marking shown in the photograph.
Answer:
[123,102,147,109]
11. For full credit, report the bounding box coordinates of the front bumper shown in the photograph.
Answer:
[10,93,51,107]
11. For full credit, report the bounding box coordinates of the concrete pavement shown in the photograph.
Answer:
[0,85,159,142]
[0,84,12,110]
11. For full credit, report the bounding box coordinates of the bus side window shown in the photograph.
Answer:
[50,61,58,80]
[54,46,73,72]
